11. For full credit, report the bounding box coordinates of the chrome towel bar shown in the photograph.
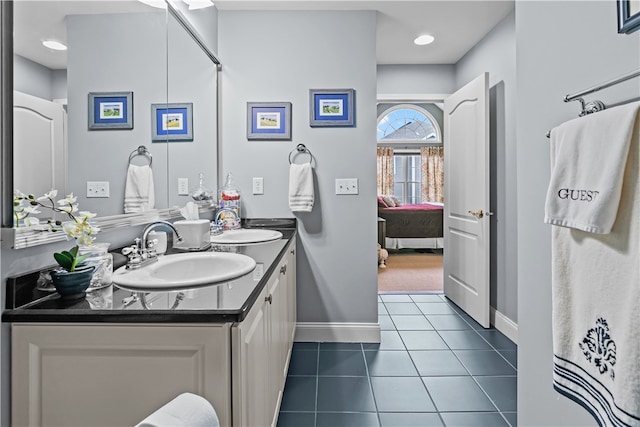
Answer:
[547,68,640,137]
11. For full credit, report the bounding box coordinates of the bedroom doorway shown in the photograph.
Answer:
[376,102,445,295]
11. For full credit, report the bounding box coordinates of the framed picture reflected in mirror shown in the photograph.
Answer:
[618,0,640,34]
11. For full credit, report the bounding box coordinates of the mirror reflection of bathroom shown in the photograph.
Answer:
[13,0,217,224]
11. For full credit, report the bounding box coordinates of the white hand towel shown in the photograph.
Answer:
[135,392,220,427]
[544,101,640,234]
[124,164,155,213]
[289,162,314,212]
[551,113,640,426]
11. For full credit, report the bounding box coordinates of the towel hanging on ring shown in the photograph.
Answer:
[289,162,314,212]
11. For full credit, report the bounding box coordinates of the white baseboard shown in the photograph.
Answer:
[491,307,518,344]
[293,313,517,346]
[294,322,381,343]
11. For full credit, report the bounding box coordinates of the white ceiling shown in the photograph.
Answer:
[214,0,515,65]
[14,0,514,69]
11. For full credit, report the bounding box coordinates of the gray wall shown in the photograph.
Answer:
[516,1,639,425]
[218,10,379,324]
[66,11,217,215]
[455,11,517,323]
[377,64,456,94]
[66,12,170,215]
[14,55,54,100]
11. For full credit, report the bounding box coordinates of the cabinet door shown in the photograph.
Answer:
[233,286,270,427]
[267,273,287,426]
[12,323,231,427]
[286,242,297,343]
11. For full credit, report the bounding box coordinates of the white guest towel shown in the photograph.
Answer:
[544,102,640,234]
[124,164,155,213]
[289,162,314,212]
[135,392,220,427]
[551,113,640,426]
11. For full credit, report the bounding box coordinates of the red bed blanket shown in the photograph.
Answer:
[378,203,443,238]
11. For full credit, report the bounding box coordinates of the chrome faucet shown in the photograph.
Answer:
[122,221,183,269]
[142,220,182,250]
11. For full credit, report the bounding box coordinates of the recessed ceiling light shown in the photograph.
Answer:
[414,34,435,46]
[42,40,67,51]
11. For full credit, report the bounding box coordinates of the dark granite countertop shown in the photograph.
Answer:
[2,220,296,324]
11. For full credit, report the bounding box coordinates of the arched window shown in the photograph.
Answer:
[376,104,444,205]
[377,104,441,143]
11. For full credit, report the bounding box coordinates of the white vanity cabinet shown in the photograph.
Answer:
[232,241,296,427]
[10,240,297,427]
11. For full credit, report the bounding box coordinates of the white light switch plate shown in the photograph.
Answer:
[252,177,264,195]
[87,181,110,198]
[178,178,189,195]
[335,178,359,195]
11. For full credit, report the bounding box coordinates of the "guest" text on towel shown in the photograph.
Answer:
[557,188,600,202]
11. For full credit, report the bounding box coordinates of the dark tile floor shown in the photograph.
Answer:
[278,293,517,427]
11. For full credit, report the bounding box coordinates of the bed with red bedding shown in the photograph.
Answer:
[377,203,444,239]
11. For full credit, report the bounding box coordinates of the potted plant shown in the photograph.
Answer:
[14,190,101,299]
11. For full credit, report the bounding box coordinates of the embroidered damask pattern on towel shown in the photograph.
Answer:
[579,317,617,380]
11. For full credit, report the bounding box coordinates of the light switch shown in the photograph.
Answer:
[178,178,189,195]
[87,181,110,198]
[253,177,264,195]
[335,178,359,195]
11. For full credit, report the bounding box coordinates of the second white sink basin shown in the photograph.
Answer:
[210,228,283,245]
[112,252,256,292]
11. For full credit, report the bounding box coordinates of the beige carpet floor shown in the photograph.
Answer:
[378,253,443,293]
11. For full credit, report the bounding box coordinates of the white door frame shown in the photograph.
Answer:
[376,91,491,328]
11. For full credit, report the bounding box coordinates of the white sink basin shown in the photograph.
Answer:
[210,228,283,245]
[112,252,256,292]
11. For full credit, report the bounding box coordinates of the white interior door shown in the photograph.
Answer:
[14,91,66,198]
[443,73,491,328]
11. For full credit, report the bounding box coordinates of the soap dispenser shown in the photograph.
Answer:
[218,172,241,230]
[190,172,215,206]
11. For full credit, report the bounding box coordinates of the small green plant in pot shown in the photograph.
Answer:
[14,190,101,299]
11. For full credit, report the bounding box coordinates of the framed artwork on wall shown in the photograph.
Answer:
[309,88,355,127]
[88,91,133,130]
[247,102,292,140]
[151,103,193,142]
[618,0,640,33]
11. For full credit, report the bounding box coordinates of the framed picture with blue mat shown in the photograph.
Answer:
[151,103,193,142]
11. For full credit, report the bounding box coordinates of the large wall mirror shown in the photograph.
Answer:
[5,0,219,248]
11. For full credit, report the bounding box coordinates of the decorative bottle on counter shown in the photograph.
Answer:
[189,172,215,206]
[218,172,241,230]
[78,242,113,289]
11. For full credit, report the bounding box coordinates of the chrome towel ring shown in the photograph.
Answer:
[289,143,313,164]
[128,145,152,166]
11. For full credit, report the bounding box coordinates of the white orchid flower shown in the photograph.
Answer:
[62,222,82,237]
[78,211,97,220]
[13,189,27,199]
[37,190,58,201]
[23,217,40,227]
[78,234,94,246]
[23,206,41,214]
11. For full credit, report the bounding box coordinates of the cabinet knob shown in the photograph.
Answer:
[265,295,272,304]
[280,265,287,275]
[290,249,295,255]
